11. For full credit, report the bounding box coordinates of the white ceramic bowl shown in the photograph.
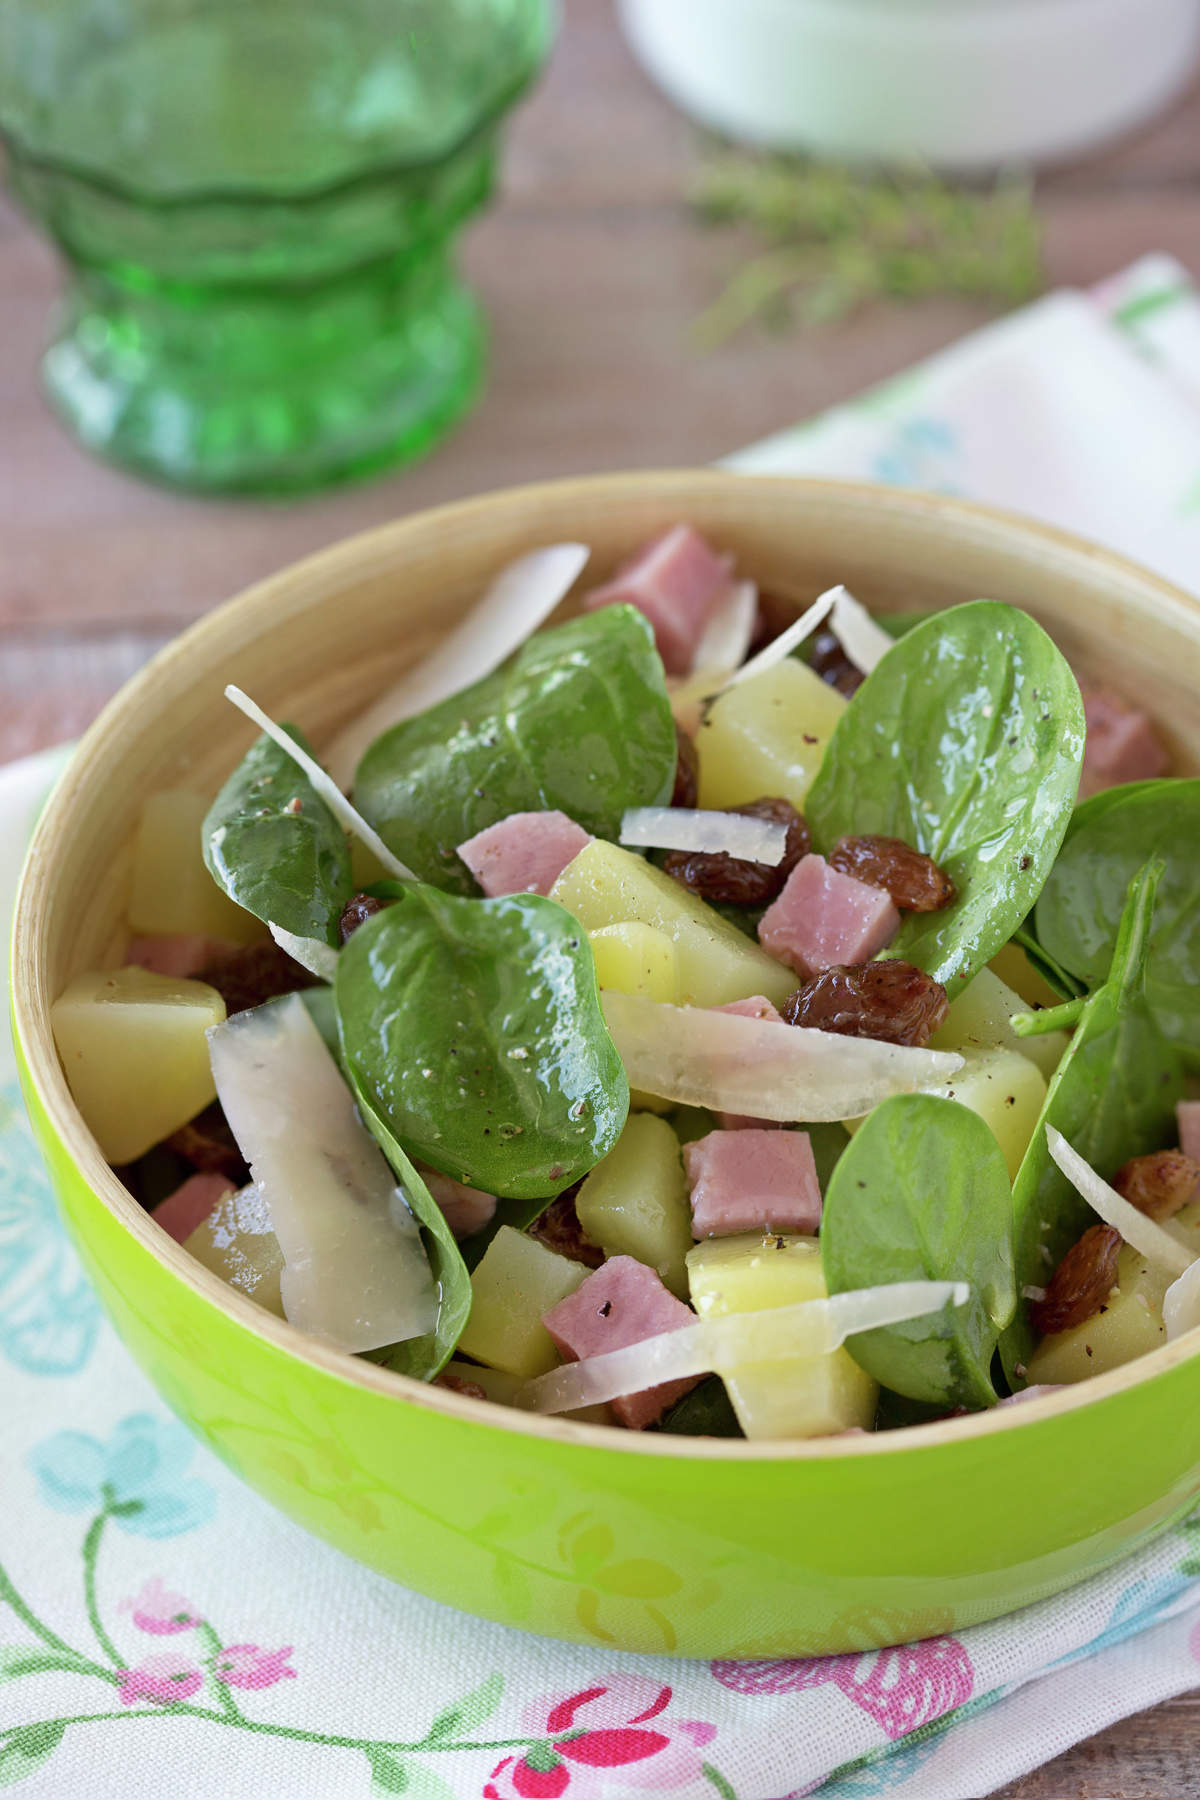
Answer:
[617,0,1200,171]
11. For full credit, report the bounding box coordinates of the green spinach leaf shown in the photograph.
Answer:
[345,1072,471,1381]
[1002,861,1182,1380]
[1034,778,1200,1058]
[806,601,1085,995]
[821,1093,1017,1408]
[336,885,629,1200]
[353,606,677,894]
[203,724,352,946]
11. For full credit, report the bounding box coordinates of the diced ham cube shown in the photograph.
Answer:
[1180,1102,1200,1165]
[542,1256,702,1428]
[684,1128,822,1237]
[712,997,786,1128]
[1079,685,1170,800]
[457,811,592,898]
[420,1167,498,1240]
[152,1172,235,1245]
[758,854,900,978]
[125,935,239,979]
[581,524,733,674]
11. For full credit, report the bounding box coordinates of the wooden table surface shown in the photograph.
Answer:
[3,3,1200,1789]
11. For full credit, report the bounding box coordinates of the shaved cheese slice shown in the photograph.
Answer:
[619,807,787,864]
[691,579,758,677]
[717,584,844,695]
[1164,1258,1200,1341]
[208,993,438,1352]
[830,588,895,675]
[601,991,963,1122]
[225,686,413,884]
[517,1280,968,1414]
[1045,1127,1193,1276]
[269,923,339,983]
[325,543,590,784]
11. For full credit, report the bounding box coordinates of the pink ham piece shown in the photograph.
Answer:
[542,1256,702,1428]
[713,997,785,1129]
[1180,1102,1200,1165]
[420,1168,498,1240]
[152,1172,235,1244]
[457,811,592,898]
[581,524,733,675]
[684,1128,822,1237]
[125,935,239,979]
[758,853,900,978]
[1079,685,1170,800]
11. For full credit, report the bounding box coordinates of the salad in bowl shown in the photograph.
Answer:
[47,519,1200,1445]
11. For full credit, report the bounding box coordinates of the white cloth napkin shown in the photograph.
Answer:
[5,256,1200,1800]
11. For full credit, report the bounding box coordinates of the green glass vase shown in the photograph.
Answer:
[0,0,553,493]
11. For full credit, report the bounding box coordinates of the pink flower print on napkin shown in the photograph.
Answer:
[117,1650,205,1707]
[214,1643,297,1689]
[712,1636,974,1740]
[120,1575,200,1636]
[485,1674,716,1800]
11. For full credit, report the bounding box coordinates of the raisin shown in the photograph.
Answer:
[435,1372,488,1402]
[1113,1150,1200,1222]
[339,893,387,943]
[164,1102,249,1185]
[527,1188,604,1268]
[828,835,956,913]
[672,723,699,810]
[1030,1224,1122,1336]
[198,941,318,1016]
[782,959,949,1047]
[810,628,865,698]
[663,797,810,906]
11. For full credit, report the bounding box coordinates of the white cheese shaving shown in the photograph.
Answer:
[516,1280,968,1414]
[1045,1127,1193,1276]
[601,992,963,1122]
[224,686,413,883]
[1164,1258,1200,1341]
[716,584,845,695]
[619,807,787,864]
[268,923,339,982]
[690,579,758,677]
[324,543,590,785]
[830,588,895,676]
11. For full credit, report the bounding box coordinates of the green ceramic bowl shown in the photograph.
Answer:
[12,472,1200,1657]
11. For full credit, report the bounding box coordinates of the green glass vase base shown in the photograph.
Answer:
[41,260,485,496]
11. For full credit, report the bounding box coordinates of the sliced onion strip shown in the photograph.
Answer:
[1045,1127,1193,1276]
[830,589,895,675]
[516,1281,968,1414]
[602,991,963,1123]
[619,807,787,864]
[717,584,845,694]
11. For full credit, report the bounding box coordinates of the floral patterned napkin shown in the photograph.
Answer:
[6,256,1200,1800]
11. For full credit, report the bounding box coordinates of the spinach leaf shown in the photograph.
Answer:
[806,601,1085,995]
[353,606,677,894]
[336,885,629,1200]
[343,1069,471,1381]
[1033,778,1200,1058]
[658,1376,743,1437]
[203,724,352,946]
[821,1093,1017,1409]
[1002,861,1182,1380]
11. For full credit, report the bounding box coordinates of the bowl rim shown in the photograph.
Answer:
[12,467,1200,1462]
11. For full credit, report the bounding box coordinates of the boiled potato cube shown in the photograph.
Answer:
[931,967,1069,1081]
[575,1113,693,1296]
[989,941,1064,1014]
[696,659,846,813]
[1026,1243,1171,1385]
[589,923,679,1003]
[184,1184,284,1316]
[51,967,226,1165]
[456,1227,589,1377]
[551,839,793,1009]
[687,1233,877,1439]
[128,791,263,942]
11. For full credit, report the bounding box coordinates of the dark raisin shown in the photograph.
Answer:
[672,723,699,810]
[198,941,318,1016]
[527,1188,604,1268]
[1030,1224,1122,1336]
[828,835,956,913]
[164,1102,249,1185]
[663,797,810,906]
[339,893,387,943]
[1113,1150,1200,1222]
[810,628,865,698]
[781,959,949,1047]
